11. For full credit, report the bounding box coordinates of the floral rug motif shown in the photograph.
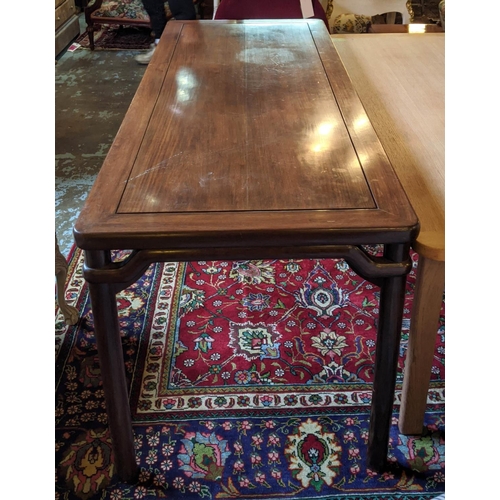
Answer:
[55,247,445,499]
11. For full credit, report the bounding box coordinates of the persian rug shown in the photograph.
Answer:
[74,25,154,50]
[55,247,445,500]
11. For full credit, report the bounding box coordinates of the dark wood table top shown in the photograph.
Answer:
[74,20,418,252]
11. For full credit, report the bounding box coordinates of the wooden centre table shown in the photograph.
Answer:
[330,33,445,435]
[74,19,419,481]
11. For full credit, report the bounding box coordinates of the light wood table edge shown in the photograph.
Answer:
[329,33,445,435]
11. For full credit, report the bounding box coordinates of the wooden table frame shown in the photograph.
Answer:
[74,20,419,481]
[330,33,445,435]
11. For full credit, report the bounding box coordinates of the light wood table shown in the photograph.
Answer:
[330,33,444,435]
[74,20,419,480]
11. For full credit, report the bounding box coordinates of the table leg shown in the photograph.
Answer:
[399,256,444,435]
[367,243,408,472]
[85,250,138,482]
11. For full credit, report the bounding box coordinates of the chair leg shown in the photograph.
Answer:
[87,25,95,50]
[55,236,79,326]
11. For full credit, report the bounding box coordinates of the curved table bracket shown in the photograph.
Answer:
[83,245,412,292]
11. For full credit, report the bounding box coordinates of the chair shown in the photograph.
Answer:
[213,0,330,31]
[320,0,414,32]
[84,0,156,49]
[84,0,201,50]
[438,0,445,30]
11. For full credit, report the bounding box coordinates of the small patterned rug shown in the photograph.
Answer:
[75,24,154,50]
[55,247,445,499]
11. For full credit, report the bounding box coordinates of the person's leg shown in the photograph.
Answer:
[169,0,196,20]
[142,0,168,39]
[136,0,196,64]
[136,0,168,64]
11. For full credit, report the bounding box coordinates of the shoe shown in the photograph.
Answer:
[135,44,156,65]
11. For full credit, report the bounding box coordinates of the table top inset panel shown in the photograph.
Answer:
[118,22,374,213]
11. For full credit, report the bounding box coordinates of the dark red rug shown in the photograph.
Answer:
[55,248,445,499]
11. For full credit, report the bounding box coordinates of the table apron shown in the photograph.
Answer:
[83,244,412,292]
